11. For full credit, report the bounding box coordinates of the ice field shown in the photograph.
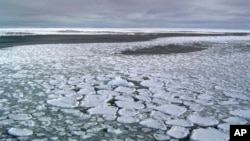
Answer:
[0,29,250,140]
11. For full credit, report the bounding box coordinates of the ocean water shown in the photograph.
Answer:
[0,29,250,140]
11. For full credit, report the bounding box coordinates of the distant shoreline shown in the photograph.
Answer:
[0,32,248,49]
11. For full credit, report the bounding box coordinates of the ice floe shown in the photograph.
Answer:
[187,115,219,126]
[8,114,32,121]
[154,104,187,116]
[230,110,250,120]
[166,119,194,127]
[139,118,166,130]
[167,126,189,139]
[8,128,33,137]
[80,94,113,107]
[115,101,144,109]
[87,105,118,116]
[190,128,229,141]
[47,97,79,108]
[108,77,134,87]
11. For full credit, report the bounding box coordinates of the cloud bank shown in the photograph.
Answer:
[0,0,249,29]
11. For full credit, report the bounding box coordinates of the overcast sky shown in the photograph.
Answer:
[0,0,249,29]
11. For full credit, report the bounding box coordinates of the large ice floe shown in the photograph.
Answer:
[0,29,250,140]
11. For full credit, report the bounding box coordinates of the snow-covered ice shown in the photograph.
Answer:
[0,29,250,140]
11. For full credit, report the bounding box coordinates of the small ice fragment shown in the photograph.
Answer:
[8,128,33,136]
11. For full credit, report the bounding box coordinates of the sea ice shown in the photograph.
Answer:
[80,94,113,107]
[8,128,33,137]
[222,117,248,124]
[166,119,194,127]
[118,108,139,117]
[139,118,166,130]
[117,116,139,123]
[115,101,145,109]
[167,126,189,139]
[154,104,187,116]
[190,128,229,141]
[187,115,219,126]
[77,84,96,95]
[217,123,230,132]
[229,110,250,120]
[8,114,32,121]
[141,80,164,88]
[47,97,79,108]
[87,105,118,116]
[114,86,136,94]
[108,77,134,87]
[223,91,249,100]
[150,111,171,121]
[153,133,170,141]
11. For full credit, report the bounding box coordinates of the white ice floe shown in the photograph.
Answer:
[222,117,248,124]
[230,110,250,120]
[108,77,134,87]
[166,119,194,127]
[8,128,33,137]
[153,133,170,141]
[187,115,219,126]
[167,126,189,139]
[118,108,139,117]
[77,84,96,95]
[87,105,118,116]
[115,101,145,109]
[8,114,32,121]
[47,97,79,108]
[150,111,171,121]
[154,104,187,116]
[141,80,164,88]
[139,118,166,130]
[217,123,230,132]
[80,94,113,107]
[97,90,120,96]
[190,128,229,141]
[223,91,249,100]
[114,86,136,94]
[117,116,139,123]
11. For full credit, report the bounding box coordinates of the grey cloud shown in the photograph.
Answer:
[0,0,249,29]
